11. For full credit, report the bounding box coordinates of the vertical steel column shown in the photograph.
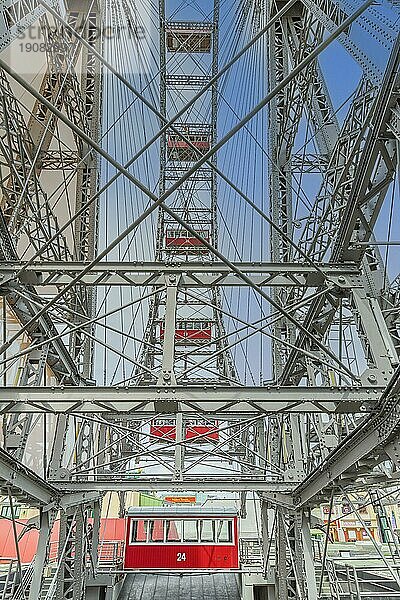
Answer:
[28,508,56,600]
[67,1,102,378]
[56,507,90,600]
[56,510,74,600]
[157,275,179,386]
[300,511,318,600]
[3,344,49,468]
[90,500,102,570]
[267,4,297,596]
[158,274,183,477]
[266,2,318,597]
[268,5,294,374]
[174,412,185,481]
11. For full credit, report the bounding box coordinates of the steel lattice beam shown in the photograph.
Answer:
[0,385,381,414]
[55,478,299,492]
[0,261,360,287]
[0,1,398,597]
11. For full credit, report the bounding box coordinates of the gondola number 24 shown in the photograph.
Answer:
[177,552,187,562]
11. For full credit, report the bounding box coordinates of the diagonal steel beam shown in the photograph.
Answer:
[295,365,400,506]
[0,446,55,505]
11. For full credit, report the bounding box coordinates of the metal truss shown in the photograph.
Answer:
[0,445,100,506]
[0,384,381,414]
[0,67,82,384]
[0,445,55,505]
[133,0,237,388]
[0,0,399,599]
[0,260,360,286]
[296,363,400,506]
[265,3,335,595]
[0,0,60,52]
[57,479,298,492]
[281,38,400,389]
[0,1,104,389]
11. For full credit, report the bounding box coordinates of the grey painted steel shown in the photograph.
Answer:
[0,385,381,414]
[56,479,298,492]
[0,446,55,505]
[28,508,56,600]
[0,2,374,360]
[0,446,102,506]
[0,261,360,288]
[296,365,400,506]
[0,0,399,597]
[0,0,61,52]
[302,0,396,85]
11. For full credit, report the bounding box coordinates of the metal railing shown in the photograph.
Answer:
[97,540,124,566]
[325,559,341,600]
[43,538,124,565]
[239,538,264,568]
[0,559,34,600]
[325,560,400,599]
[0,539,125,600]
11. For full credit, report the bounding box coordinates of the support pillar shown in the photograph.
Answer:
[28,508,55,600]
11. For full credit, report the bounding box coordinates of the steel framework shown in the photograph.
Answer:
[0,0,398,599]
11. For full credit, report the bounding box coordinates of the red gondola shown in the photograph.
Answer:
[186,419,219,440]
[124,507,239,570]
[159,321,212,343]
[167,132,210,161]
[150,419,176,440]
[150,418,219,441]
[165,229,209,253]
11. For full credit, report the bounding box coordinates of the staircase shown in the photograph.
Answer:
[315,559,342,600]
[0,560,34,600]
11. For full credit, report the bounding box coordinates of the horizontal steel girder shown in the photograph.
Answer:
[0,385,382,414]
[54,478,298,492]
[3,262,360,288]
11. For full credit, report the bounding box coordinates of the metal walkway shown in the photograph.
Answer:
[119,573,242,600]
